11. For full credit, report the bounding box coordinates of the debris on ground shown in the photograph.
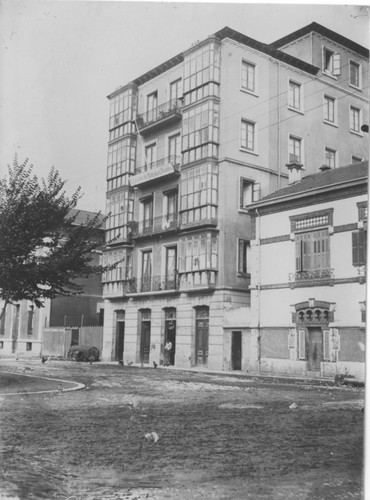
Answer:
[289,403,298,410]
[145,432,159,443]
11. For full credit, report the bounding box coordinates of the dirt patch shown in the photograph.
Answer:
[0,361,364,499]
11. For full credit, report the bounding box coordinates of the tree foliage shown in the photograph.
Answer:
[0,157,108,318]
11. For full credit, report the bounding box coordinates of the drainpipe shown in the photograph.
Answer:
[255,208,261,373]
[277,62,281,189]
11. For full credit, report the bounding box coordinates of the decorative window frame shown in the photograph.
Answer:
[240,59,258,97]
[290,208,334,235]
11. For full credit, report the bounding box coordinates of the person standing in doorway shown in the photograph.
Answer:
[164,340,172,366]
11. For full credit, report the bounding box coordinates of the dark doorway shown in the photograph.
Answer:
[140,310,151,364]
[165,308,176,365]
[12,305,20,353]
[195,307,209,366]
[71,328,79,346]
[115,321,125,362]
[307,328,323,371]
[231,331,242,370]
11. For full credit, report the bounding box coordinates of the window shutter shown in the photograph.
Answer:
[323,329,330,360]
[295,237,302,271]
[298,329,306,359]
[352,230,366,266]
[239,179,244,208]
[253,182,261,202]
[333,54,341,76]
[238,239,243,273]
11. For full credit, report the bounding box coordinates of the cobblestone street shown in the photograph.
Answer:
[0,360,364,499]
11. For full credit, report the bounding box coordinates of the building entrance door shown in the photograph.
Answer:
[165,308,176,365]
[231,331,242,370]
[195,307,209,366]
[115,321,125,362]
[140,322,151,363]
[307,328,323,371]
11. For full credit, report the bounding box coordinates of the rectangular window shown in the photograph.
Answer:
[288,81,301,110]
[289,136,302,163]
[323,48,340,76]
[324,95,335,123]
[165,247,177,287]
[295,229,330,273]
[168,133,181,162]
[169,79,182,102]
[325,148,337,168]
[26,342,32,352]
[145,143,156,167]
[27,306,34,336]
[142,250,152,285]
[0,341,3,349]
[323,329,330,361]
[350,106,361,133]
[241,120,256,151]
[0,313,5,336]
[350,61,360,88]
[238,239,250,275]
[352,230,367,266]
[241,61,255,93]
[240,178,260,208]
[142,197,153,231]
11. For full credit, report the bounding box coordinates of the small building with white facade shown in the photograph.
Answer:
[248,161,367,380]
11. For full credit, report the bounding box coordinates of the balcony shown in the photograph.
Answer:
[121,274,179,294]
[130,156,180,187]
[289,268,334,288]
[131,213,179,239]
[136,99,182,135]
[178,270,217,292]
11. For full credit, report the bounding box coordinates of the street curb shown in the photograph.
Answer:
[0,370,85,396]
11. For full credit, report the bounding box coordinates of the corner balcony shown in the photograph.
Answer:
[130,156,181,188]
[289,268,334,288]
[178,270,217,293]
[130,213,179,239]
[136,99,182,135]
[122,274,179,294]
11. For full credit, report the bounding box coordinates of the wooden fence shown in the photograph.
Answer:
[42,326,103,358]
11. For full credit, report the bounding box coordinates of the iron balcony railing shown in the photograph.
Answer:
[135,155,181,175]
[136,99,182,129]
[121,274,179,294]
[131,213,179,238]
[289,268,334,282]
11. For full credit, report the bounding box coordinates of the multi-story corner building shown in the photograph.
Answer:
[248,161,367,380]
[101,23,369,370]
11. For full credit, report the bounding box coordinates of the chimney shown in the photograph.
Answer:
[286,161,305,184]
[319,164,332,172]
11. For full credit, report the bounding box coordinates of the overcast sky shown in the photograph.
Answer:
[1,1,369,212]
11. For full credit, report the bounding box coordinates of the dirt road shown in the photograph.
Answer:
[0,360,364,499]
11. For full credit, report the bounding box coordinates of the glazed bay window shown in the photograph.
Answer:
[109,87,137,131]
[241,61,255,93]
[323,95,335,124]
[288,81,302,111]
[180,163,218,225]
[179,232,218,273]
[183,41,220,105]
[289,135,302,163]
[105,191,134,243]
[241,120,256,152]
[350,106,361,133]
[107,138,136,191]
[182,101,219,164]
[103,249,132,283]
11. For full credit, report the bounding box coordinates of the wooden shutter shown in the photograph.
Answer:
[323,329,330,360]
[298,329,306,359]
[352,230,366,266]
[333,54,341,76]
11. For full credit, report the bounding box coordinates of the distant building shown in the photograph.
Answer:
[101,23,368,370]
[248,161,367,380]
[0,209,104,357]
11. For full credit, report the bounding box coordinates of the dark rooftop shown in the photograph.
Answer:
[68,208,105,228]
[252,161,368,206]
[271,22,369,59]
